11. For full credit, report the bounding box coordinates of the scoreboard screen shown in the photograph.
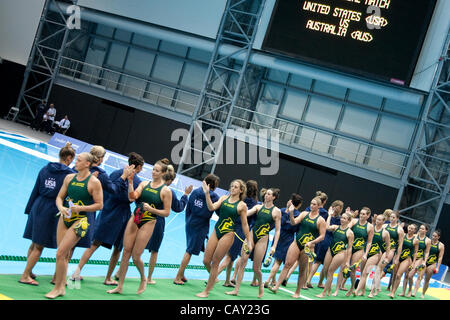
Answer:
[262,0,437,86]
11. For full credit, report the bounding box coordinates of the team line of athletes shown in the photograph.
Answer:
[19,143,445,299]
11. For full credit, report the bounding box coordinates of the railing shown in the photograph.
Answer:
[57,56,199,115]
[52,57,409,178]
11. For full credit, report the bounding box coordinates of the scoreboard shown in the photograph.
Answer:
[262,0,437,86]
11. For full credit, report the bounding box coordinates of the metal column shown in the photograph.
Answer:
[13,0,80,124]
[177,0,266,179]
[394,28,450,234]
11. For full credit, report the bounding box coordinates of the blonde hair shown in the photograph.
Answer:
[315,191,328,204]
[312,196,323,206]
[383,209,393,219]
[231,179,247,201]
[89,145,106,164]
[79,152,95,168]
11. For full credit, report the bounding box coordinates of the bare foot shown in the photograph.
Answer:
[147,279,156,285]
[332,291,338,297]
[406,292,412,297]
[225,290,238,296]
[317,284,325,288]
[268,286,277,294]
[137,279,147,294]
[398,293,405,297]
[345,290,353,297]
[291,293,300,298]
[45,289,65,299]
[107,286,122,294]
[258,285,264,299]
[316,292,325,298]
[103,279,118,286]
[196,291,209,298]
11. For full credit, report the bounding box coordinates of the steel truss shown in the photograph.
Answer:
[177,0,266,179]
[395,29,450,234]
[13,0,85,124]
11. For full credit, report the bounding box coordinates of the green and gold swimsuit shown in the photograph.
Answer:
[295,213,320,251]
[133,182,164,228]
[63,174,93,229]
[214,197,240,239]
[252,205,275,244]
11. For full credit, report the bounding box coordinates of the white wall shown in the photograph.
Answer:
[77,0,227,40]
[410,0,450,92]
[0,0,45,65]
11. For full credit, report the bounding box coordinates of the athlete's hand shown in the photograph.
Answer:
[202,180,210,194]
[60,207,70,217]
[142,202,152,212]
[70,205,82,214]
[92,171,99,178]
[270,246,276,255]
[288,203,295,213]
[184,184,193,196]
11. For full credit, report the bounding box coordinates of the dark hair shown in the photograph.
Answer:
[246,180,259,200]
[204,174,220,191]
[59,142,75,161]
[268,188,280,200]
[291,193,303,207]
[163,164,176,182]
[128,152,144,167]
[434,229,441,237]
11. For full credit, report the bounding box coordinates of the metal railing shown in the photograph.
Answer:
[51,57,409,178]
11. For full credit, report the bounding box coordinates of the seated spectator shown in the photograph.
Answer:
[55,115,71,134]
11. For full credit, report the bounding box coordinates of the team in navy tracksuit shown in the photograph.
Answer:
[23,162,75,248]
[92,168,141,250]
[184,187,220,256]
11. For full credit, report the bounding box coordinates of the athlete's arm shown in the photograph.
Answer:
[128,175,146,201]
[239,202,252,253]
[55,174,74,217]
[247,204,262,217]
[270,208,282,254]
[364,224,374,260]
[147,186,172,217]
[202,181,225,211]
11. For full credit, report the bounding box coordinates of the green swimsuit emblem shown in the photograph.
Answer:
[252,205,275,243]
[215,197,240,239]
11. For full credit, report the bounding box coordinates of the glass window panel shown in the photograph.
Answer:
[174,91,198,115]
[106,43,128,68]
[151,55,184,84]
[253,99,278,128]
[180,62,207,90]
[348,89,383,109]
[84,39,107,67]
[289,73,312,90]
[375,115,416,149]
[188,47,211,63]
[367,148,406,176]
[311,131,333,154]
[132,34,159,50]
[304,96,342,129]
[266,69,289,83]
[280,89,308,121]
[121,77,146,99]
[333,138,368,165]
[101,70,120,91]
[114,29,132,42]
[144,83,175,109]
[339,106,377,139]
[384,99,421,119]
[95,24,114,38]
[261,84,284,103]
[314,80,347,99]
[124,48,155,76]
[159,40,188,57]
